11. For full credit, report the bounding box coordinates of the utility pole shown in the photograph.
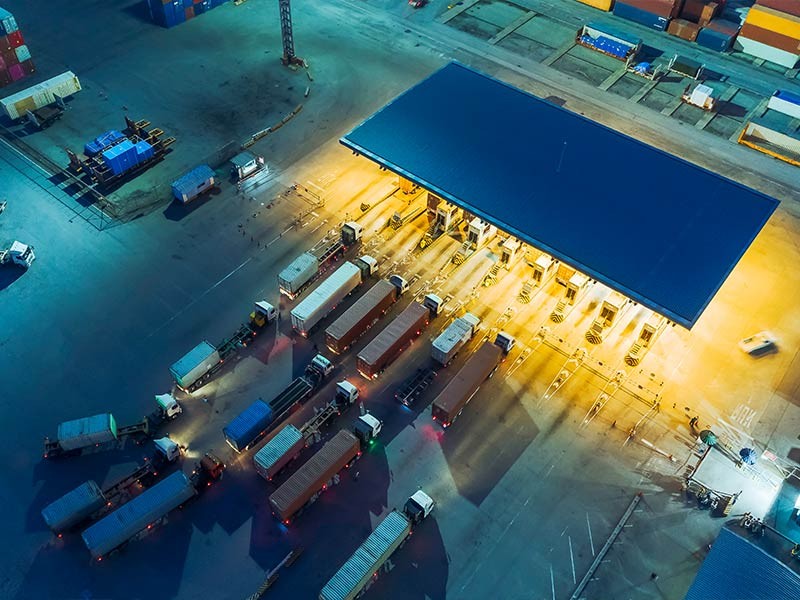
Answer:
[278,0,304,66]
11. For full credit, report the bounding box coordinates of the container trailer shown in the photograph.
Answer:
[431,333,515,428]
[254,424,306,481]
[267,354,334,414]
[268,429,361,524]
[291,259,374,336]
[356,300,432,380]
[43,394,183,458]
[320,491,435,600]
[223,399,274,453]
[169,300,276,391]
[80,453,224,560]
[0,70,82,121]
[279,222,364,299]
[325,276,408,354]
[431,313,480,367]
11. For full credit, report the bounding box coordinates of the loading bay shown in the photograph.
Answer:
[1,1,800,600]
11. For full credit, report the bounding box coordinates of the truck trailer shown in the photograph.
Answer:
[325,277,407,354]
[291,259,374,337]
[223,398,274,453]
[266,354,334,413]
[80,454,224,561]
[357,301,430,380]
[431,333,515,428]
[169,301,276,391]
[41,481,106,535]
[320,491,435,600]
[268,429,361,524]
[431,313,480,366]
[279,222,364,299]
[254,424,305,481]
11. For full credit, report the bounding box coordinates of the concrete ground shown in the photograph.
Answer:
[1,1,800,600]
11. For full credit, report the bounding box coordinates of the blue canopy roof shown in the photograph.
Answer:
[341,62,778,328]
[685,527,800,600]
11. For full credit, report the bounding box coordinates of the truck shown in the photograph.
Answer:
[352,413,382,447]
[267,354,334,414]
[80,453,225,560]
[356,301,431,380]
[0,240,35,268]
[431,333,515,428]
[223,398,274,453]
[268,429,361,524]
[43,394,182,458]
[279,222,364,299]
[291,258,377,337]
[325,276,409,354]
[41,436,184,535]
[320,491,435,600]
[170,301,276,391]
[431,313,481,367]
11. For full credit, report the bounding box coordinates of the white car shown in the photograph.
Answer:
[738,331,776,356]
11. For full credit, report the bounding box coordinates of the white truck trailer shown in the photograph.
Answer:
[291,258,376,336]
[320,491,435,600]
[431,313,480,366]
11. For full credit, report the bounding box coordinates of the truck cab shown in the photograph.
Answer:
[354,413,382,446]
[389,274,410,295]
[193,452,226,488]
[153,437,182,463]
[495,331,515,354]
[403,490,435,524]
[251,301,277,328]
[423,293,443,316]
[155,393,182,420]
[354,255,378,278]
[1,241,35,268]
[335,380,359,407]
[306,354,334,384]
[341,221,364,246]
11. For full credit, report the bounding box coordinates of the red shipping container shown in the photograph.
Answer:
[757,0,800,18]
[704,18,741,36]
[0,47,17,66]
[7,30,23,48]
[624,0,681,18]
[8,63,25,81]
[0,69,11,88]
[0,55,5,72]
[20,59,34,74]
[185,6,194,19]
[0,35,10,51]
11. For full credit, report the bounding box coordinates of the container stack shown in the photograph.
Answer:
[576,0,614,12]
[0,7,34,89]
[736,0,800,68]
[100,138,154,176]
[146,0,229,28]
[613,0,682,32]
[668,0,721,41]
[697,18,740,52]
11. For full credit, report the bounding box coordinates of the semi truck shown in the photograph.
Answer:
[431,333,515,428]
[325,275,409,354]
[41,437,184,534]
[291,257,377,337]
[356,299,434,380]
[320,490,435,600]
[268,429,362,524]
[431,313,481,367]
[279,222,364,299]
[169,300,276,391]
[0,240,35,268]
[224,356,334,453]
[81,453,225,560]
[43,394,182,458]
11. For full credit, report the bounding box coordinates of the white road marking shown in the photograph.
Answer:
[586,512,596,557]
[146,257,253,338]
[569,536,577,584]
[550,564,556,600]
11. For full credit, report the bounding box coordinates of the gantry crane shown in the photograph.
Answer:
[279,0,304,66]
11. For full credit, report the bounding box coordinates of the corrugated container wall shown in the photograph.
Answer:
[223,399,273,452]
[253,424,305,480]
[57,414,117,451]
[41,481,105,533]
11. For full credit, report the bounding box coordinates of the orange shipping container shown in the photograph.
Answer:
[576,0,614,11]
[746,6,800,40]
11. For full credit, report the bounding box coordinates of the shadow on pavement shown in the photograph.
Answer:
[0,266,25,290]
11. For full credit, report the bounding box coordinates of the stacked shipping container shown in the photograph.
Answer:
[0,7,34,89]
[613,0,681,31]
[737,0,800,68]
[146,0,230,29]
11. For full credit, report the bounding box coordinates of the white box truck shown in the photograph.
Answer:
[431,313,480,366]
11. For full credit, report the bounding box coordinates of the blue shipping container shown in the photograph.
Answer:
[172,164,216,203]
[195,1,210,15]
[101,139,139,176]
[696,28,735,52]
[223,399,273,452]
[84,130,126,157]
[613,2,669,32]
[134,140,154,162]
[0,7,18,35]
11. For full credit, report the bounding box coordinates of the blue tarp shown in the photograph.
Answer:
[685,528,800,600]
[340,62,779,329]
[101,139,138,176]
[84,130,125,157]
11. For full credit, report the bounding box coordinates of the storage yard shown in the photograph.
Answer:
[2,1,800,600]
